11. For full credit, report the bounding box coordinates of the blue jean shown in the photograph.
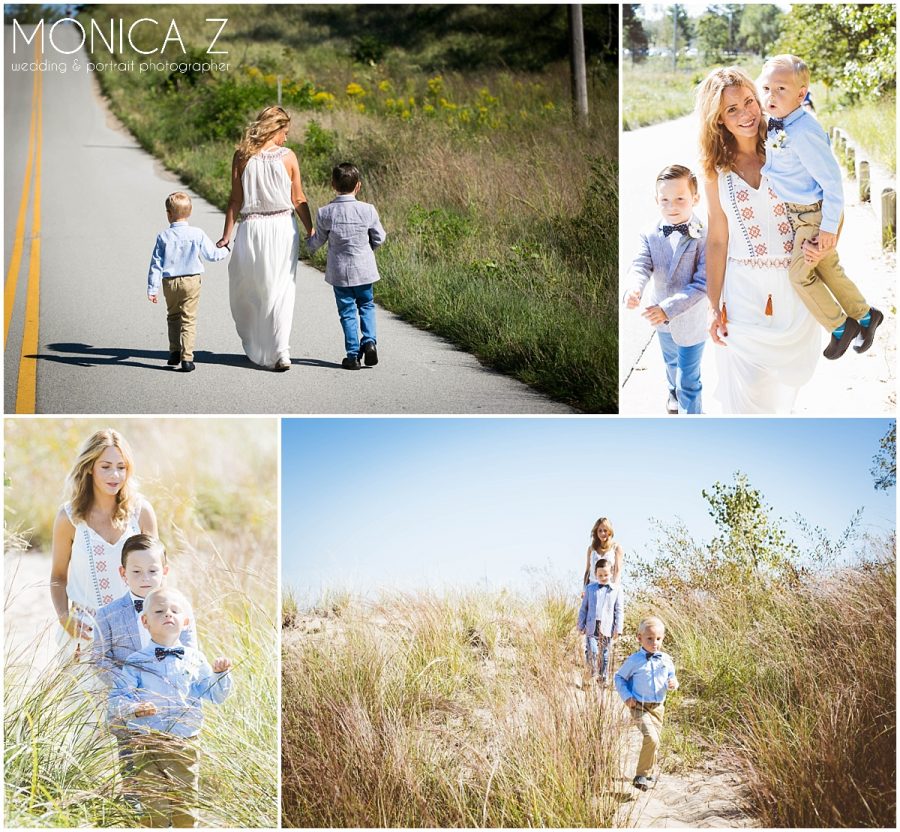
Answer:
[657,329,704,414]
[584,628,612,681]
[333,284,376,358]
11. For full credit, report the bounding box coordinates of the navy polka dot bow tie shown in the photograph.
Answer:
[663,223,689,237]
[767,117,785,132]
[155,647,185,661]
[133,599,144,613]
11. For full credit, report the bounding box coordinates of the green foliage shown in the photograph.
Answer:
[350,34,387,65]
[406,205,473,255]
[695,11,730,64]
[738,4,784,57]
[775,3,896,100]
[871,422,896,491]
[193,77,274,142]
[623,4,649,62]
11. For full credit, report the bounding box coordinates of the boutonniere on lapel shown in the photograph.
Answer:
[687,219,703,239]
[770,130,789,152]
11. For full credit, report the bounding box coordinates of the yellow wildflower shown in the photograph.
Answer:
[378,80,392,92]
[427,75,444,95]
[346,82,366,97]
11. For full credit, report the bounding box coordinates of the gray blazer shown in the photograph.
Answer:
[306,194,386,287]
[92,593,197,685]
[626,216,708,347]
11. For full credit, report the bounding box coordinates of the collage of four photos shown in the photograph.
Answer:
[2,2,896,829]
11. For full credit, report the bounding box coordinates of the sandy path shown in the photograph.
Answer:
[4,550,60,681]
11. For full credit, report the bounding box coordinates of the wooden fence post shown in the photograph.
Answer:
[844,144,855,177]
[882,188,896,250]
[858,160,870,202]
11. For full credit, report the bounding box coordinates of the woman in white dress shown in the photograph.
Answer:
[50,429,157,656]
[218,106,314,371]
[696,67,827,413]
[582,517,624,588]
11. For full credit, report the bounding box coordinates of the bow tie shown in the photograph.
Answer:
[600,584,613,590]
[155,647,184,661]
[644,651,662,660]
[767,117,784,133]
[133,599,144,613]
[663,223,689,237]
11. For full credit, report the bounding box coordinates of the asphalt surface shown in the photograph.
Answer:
[619,113,896,416]
[3,26,573,414]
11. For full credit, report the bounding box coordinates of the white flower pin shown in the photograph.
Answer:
[770,129,789,152]
[688,219,703,239]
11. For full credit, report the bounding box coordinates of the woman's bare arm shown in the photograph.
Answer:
[218,151,245,248]
[284,150,313,236]
[703,176,729,344]
[50,507,89,637]
[139,500,158,537]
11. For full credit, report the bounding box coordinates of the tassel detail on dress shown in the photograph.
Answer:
[764,294,773,316]
[721,302,728,326]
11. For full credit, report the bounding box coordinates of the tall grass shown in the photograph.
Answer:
[81,4,618,412]
[282,587,626,826]
[815,92,897,173]
[4,419,278,828]
[634,544,895,827]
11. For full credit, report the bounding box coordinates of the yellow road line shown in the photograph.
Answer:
[15,63,43,414]
[3,49,40,347]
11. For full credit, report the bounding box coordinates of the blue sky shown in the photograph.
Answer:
[282,418,895,597]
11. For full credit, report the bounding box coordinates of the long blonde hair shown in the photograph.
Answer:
[65,429,138,528]
[696,66,767,181]
[237,105,290,160]
[590,517,615,554]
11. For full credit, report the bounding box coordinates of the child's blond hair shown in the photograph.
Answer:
[638,616,666,635]
[165,191,192,220]
[763,54,810,88]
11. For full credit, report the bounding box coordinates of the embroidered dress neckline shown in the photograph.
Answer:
[730,170,763,193]
[255,146,289,159]
[86,523,133,548]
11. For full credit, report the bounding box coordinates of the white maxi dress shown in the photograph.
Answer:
[229,146,300,368]
[715,171,821,413]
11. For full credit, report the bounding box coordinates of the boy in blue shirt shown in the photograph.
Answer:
[577,558,623,685]
[759,55,883,360]
[147,191,229,372]
[109,586,232,827]
[615,616,678,791]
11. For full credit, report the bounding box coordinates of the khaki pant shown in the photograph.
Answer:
[786,202,868,331]
[162,275,202,362]
[630,702,665,778]
[127,734,201,828]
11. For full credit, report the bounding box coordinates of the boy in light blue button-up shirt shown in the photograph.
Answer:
[146,192,229,372]
[759,55,882,360]
[615,616,678,791]
[109,587,233,826]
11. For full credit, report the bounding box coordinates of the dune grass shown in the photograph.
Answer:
[815,92,897,173]
[3,419,278,828]
[282,586,626,826]
[81,4,618,412]
[632,542,895,827]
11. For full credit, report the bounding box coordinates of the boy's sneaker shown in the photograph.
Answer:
[359,341,378,366]
[633,775,651,792]
[342,356,361,370]
[823,317,861,360]
[853,307,884,354]
[181,360,195,372]
[167,351,180,366]
[666,389,678,414]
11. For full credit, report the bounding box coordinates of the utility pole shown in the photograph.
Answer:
[568,4,589,128]
[672,3,678,72]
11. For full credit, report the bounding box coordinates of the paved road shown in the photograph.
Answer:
[620,114,896,416]
[3,26,572,414]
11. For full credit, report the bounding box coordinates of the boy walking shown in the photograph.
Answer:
[625,165,708,414]
[577,558,623,684]
[614,616,678,792]
[759,54,883,359]
[147,191,229,373]
[306,163,387,370]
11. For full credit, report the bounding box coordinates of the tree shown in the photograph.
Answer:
[871,423,896,491]
[696,9,730,63]
[623,4,649,63]
[738,4,784,57]
[774,3,896,100]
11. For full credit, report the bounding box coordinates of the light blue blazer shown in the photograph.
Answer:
[577,581,624,638]
[92,593,197,685]
[626,215,708,347]
[306,194,386,287]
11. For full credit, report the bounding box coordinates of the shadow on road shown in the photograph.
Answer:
[33,343,345,372]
